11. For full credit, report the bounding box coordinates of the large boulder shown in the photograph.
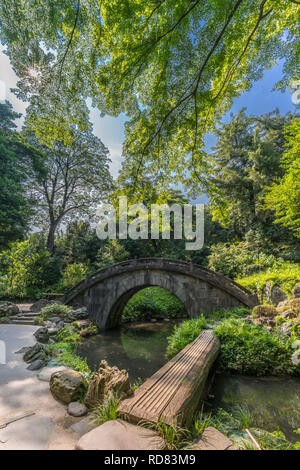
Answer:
[264,282,286,306]
[37,366,71,382]
[292,284,300,299]
[270,285,287,305]
[50,369,86,404]
[71,307,89,321]
[23,343,47,363]
[75,419,166,450]
[0,301,19,317]
[85,360,131,407]
[34,327,50,344]
[27,359,45,371]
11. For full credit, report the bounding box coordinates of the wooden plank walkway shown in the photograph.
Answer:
[119,330,220,427]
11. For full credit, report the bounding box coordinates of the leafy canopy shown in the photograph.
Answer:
[0,0,299,189]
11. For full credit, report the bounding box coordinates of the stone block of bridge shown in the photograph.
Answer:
[118,329,220,427]
[63,259,258,330]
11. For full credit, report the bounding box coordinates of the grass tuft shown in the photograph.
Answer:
[91,392,121,426]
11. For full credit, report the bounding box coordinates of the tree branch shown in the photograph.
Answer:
[144,0,244,151]
[211,0,271,105]
[58,0,80,90]
[120,0,201,81]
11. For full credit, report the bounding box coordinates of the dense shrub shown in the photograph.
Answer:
[0,316,9,323]
[40,303,74,319]
[214,318,299,376]
[122,287,188,322]
[208,242,278,279]
[166,307,249,359]
[237,261,300,297]
[252,305,277,317]
[52,348,91,376]
[166,315,208,359]
[166,309,300,376]
[46,340,91,375]
[207,306,250,322]
[55,325,81,344]
[0,237,53,299]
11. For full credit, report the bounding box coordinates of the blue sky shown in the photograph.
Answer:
[0,47,296,179]
[204,62,297,151]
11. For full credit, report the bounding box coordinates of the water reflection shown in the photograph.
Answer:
[76,321,176,381]
[210,375,300,442]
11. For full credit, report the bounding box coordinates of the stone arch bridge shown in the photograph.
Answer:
[63,258,258,330]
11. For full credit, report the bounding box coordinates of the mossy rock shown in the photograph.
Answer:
[50,369,85,404]
[277,305,290,313]
[252,305,278,318]
[289,298,300,314]
[0,301,19,317]
[292,284,300,298]
[277,298,300,316]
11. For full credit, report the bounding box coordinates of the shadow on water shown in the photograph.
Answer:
[77,321,300,441]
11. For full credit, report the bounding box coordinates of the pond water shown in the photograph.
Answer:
[77,321,300,442]
[77,321,178,382]
[211,375,300,442]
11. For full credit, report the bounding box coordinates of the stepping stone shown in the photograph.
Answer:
[75,419,166,450]
[68,402,88,417]
[27,359,45,371]
[37,366,70,382]
[70,417,96,437]
[192,427,238,450]
[0,414,55,450]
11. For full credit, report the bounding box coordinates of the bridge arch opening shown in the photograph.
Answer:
[64,259,258,330]
[106,286,189,329]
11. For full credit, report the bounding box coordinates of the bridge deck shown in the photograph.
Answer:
[118,330,220,427]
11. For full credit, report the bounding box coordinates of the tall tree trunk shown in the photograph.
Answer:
[47,221,57,254]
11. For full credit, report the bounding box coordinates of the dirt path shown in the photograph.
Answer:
[0,324,79,450]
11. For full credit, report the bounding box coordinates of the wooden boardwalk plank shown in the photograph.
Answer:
[118,330,220,427]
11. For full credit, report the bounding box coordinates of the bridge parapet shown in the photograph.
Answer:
[63,258,258,312]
